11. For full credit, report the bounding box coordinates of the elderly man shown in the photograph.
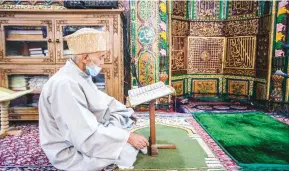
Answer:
[39,28,148,171]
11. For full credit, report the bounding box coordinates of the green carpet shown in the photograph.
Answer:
[194,112,289,170]
[133,125,207,169]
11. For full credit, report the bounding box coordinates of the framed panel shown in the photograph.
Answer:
[172,80,184,96]
[255,83,266,100]
[228,79,249,96]
[192,79,218,94]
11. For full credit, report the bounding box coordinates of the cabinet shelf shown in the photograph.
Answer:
[6,38,47,42]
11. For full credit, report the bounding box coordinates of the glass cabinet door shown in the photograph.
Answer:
[0,20,54,64]
[55,19,112,63]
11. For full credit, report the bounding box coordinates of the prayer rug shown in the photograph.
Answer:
[193,112,289,171]
[129,114,225,170]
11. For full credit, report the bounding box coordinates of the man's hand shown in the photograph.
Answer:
[130,113,138,123]
[127,132,149,150]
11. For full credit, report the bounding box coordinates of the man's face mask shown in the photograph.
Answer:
[86,56,102,76]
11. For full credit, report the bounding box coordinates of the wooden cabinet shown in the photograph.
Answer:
[0,19,55,64]
[0,9,125,121]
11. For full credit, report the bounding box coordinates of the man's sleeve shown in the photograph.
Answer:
[51,80,130,160]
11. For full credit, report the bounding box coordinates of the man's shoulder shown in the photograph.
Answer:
[43,72,79,91]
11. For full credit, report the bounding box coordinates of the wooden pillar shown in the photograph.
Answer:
[149,99,158,156]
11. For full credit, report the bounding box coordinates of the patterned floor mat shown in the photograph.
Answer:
[0,113,227,171]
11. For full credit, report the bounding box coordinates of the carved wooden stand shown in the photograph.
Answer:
[0,101,23,138]
[148,99,176,156]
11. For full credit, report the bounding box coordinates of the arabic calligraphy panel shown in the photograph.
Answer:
[224,36,256,69]
[194,1,220,20]
[228,1,258,19]
[189,21,224,37]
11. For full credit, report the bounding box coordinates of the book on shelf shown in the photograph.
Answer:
[30,54,45,57]
[7,34,44,40]
[29,48,43,51]
[7,30,43,35]
[127,81,175,107]
[7,26,42,30]
[29,50,43,55]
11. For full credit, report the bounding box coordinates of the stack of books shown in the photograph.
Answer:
[9,76,28,91]
[28,76,49,91]
[95,82,105,90]
[29,48,44,57]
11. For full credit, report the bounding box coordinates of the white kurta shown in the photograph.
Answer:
[39,60,138,171]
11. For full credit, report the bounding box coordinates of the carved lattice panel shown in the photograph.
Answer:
[172,0,186,18]
[256,34,269,78]
[228,1,258,19]
[189,22,224,37]
[187,37,225,74]
[194,1,220,20]
[172,36,186,74]
[172,19,188,36]
[224,36,256,76]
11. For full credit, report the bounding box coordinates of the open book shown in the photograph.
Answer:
[127,82,175,107]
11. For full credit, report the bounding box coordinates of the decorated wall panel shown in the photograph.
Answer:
[171,36,187,74]
[224,19,258,36]
[172,19,189,36]
[224,36,256,76]
[272,0,289,101]
[172,80,184,96]
[193,1,220,20]
[189,21,224,37]
[130,0,169,88]
[186,0,227,20]
[187,37,225,74]
[227,80,249,96]
[172,0,186,19]
[171,74,266,96]
[192,79,218,94]
[259,15,271,35]
[255,83,267,100]
[171,18,188,75]
[256,34,269,78]
[228,1,258,19]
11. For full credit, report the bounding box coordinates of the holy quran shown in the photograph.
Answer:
[127,81,175,107]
